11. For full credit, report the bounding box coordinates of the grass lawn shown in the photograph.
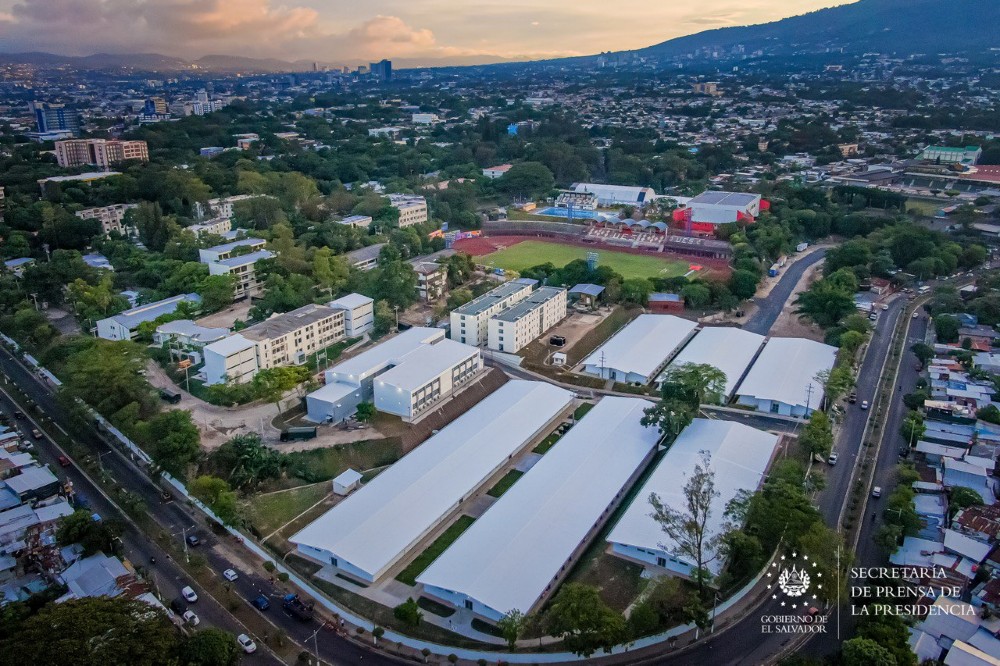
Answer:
[906,198,942,216]
[486,470,524,498]
[396,515,476,586]
[285,438,403,483]
[573,402,595,420]
[482,241,690,280]
[533,432,562,455]
[243,483,331,536]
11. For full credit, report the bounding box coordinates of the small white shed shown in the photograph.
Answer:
[332,468,363,496]
[552,352,567,366]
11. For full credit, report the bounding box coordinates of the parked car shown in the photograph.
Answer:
[181,586,198,603]
[57,455,70,467]
[912,311,919,318]
[848,392,857,404]
[237,634,257,654]
[182,610,200,626]
[222,568,238,582]
[872,487,882,498]
[881,303,889,311]
[827,452,839,466]
[170,598,187,615]
[251,594,270,611]
[860,400,869,410]
[13,410,23,419]
[185,534,201,547]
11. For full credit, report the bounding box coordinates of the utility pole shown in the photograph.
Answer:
[393,305,399,331]
[306,627,322,665]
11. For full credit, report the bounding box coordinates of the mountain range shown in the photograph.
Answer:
[0,0,994,74]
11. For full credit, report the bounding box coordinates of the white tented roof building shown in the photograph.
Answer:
[581,314,697,385]
[660,327,765,398]
[571,182,656,205]
[290,381,573,583]
[607,418,779,579]
[735,337,837,417]
[417,397,660,621]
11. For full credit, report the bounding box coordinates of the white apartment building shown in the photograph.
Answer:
[411,113,439,124]
[338,215,373,229]
[198,237,265,263]
[96,293,201,341]
[387,194,428,228]
[187,217,232,237]
[75,203,137,235]
[450,280,535,347]
[482,164,512,179]
[207,249,275,299]
[196,194,272,220]
[329,293,375,337]
[202,304,346,385]
[487,287,567,353]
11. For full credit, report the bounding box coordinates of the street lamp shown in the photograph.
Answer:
[393,305,399,331]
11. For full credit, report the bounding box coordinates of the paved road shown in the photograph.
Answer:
[743,250,827,335]
[0,346,403,666]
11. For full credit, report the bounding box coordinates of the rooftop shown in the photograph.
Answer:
[661,327,765,396]
[453,281,534,317]
[377,339,479,391]
[241,304,340,342]
[736,337,837,409]
[213,249,275,268]
[493,287,565,323]
[328,327,443,380]
[582,314,698,381]
[688,191,760,207]
[105,293,201,331]
[329,293,375,311]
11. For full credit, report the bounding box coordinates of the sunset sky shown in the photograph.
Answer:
[0,0,857,66]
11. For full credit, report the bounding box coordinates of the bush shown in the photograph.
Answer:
[263,561,276,573]
[393,597,423,627]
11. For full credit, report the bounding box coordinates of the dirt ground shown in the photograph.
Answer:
[195,299,254,329]
[767,261,827,341]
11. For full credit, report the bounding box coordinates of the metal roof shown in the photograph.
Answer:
[735,337,837,410]
[606,418,779,577]
[240,304,340,342]
[661,327,765,396]
[290,381,574,581]
[327,327,443,381]
[107,293,201,330]
[416,397,659,616]
[687,191,760,207]
[452,281,533,317]
[582,314,697,381]
[493,287,565,323]
[569,283,605,297]
[376,339,478,391]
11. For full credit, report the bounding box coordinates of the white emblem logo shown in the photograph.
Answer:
[767,552,822,609]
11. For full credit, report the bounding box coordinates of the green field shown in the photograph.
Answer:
[482,241,690,279]
[395,515,476,586]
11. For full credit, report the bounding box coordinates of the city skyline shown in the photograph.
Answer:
[0,0,856,67]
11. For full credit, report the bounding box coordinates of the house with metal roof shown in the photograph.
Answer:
[735,337,837,417]
[581,314,698,385]
[95,293,201,341]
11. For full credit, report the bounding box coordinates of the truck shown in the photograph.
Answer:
[796,242,809,252]
[279,426,317,442]
[282,594,314,621]
[768,263,780,277]
[159,388,182,404]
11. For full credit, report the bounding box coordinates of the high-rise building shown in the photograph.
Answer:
[370,59,392,82]
[144,97,168,115]
[29,101,81,136]
[55,139,149,169]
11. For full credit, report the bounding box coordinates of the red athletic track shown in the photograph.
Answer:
[452,234,732,280]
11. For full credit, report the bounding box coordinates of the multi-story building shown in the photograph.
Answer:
[919,145,982,165]
[144,97,168,115]
[187,217,232,238]
[411,261,447,302]
[329,293,375,337]
[203,303,346,385]
[411,113,438,124]
[198,237,266,263]
[337,215,373,229]
[75,203,138,235]
[387,194,428,228]
[196,194,271,219]
[369,59,392,81]
[29,101,80,136]
[487,287,568,353]
[54,139,149,169]
[449,280,535,347]
[207,249,275,300]
[96,293,201,341]
[482,164,512,179]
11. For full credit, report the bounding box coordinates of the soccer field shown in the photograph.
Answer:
[481,241,691,280]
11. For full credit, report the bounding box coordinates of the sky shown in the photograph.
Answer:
[0,0,857,66]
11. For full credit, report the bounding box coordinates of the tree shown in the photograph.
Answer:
[910,342,934,367]
[620,278,653,305]
[132,202,176,252]
[841,637,897,666]
[373,300,394,335]
[197,274,236,312]
[795,279,856,328]
[543,584,627,658]
[497,609,526,649]
[393,598,423,627]
[641,398,694,441]
[950,487,984,515]
[934,314,960,343]
[658,363,727,406]
[210,433,284,490]
[0,597,179,666]
[312,247,349,295]
[728,269,759,301]
[649,452,723,597]
[839,330,866,355]
[900,411,925,445]
[855,613,917,666]
[56,509,123,556]
[819,365,854,406]
[680,283,711,309]
[251,366,309,411]
[189,476,241,525]
[60,338,158,426]
[355,402,376,423]
[978,404,1000,425]
[138,410,201,478]
[497,162,555,200]
[372,261,418,309]
[799,410,834,457]
[179,628,241,666]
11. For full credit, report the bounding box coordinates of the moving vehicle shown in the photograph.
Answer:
[918,285,931,295]
[182,610,200,626]
[30,428,42,439]
[181,586,198,603]
[237,634,257,654]
[252,594,270,611]
[282,593,314,621]
[57,455,70,467]
[222,568,238,582]
[912,311,919,318]
[860,400,869,410]
[881,303,889,311]
[186,534,201,547]
[827,452,839,466]
[13,410,23,419]
[872,487,882,498]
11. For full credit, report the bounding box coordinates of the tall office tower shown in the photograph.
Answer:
[29,101,81,135]
[370,59,392,82]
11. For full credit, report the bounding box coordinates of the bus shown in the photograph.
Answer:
[159,387,182,404]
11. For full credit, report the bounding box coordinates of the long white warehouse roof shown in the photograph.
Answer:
[417,396,660,616]
[289,380,572,581]
[607,418,779,576]
[582,314,697,381]
[329,327,443,381]
[661,327,765,396]
[735,337,837,410]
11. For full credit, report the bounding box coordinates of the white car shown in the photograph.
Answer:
[860,400,869,410]
[222,568,238,582]
[237,634,257,654]
[181,586,198,603]
[872,486,882,498]
[182,610,200,626]
[827,452,839,466]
